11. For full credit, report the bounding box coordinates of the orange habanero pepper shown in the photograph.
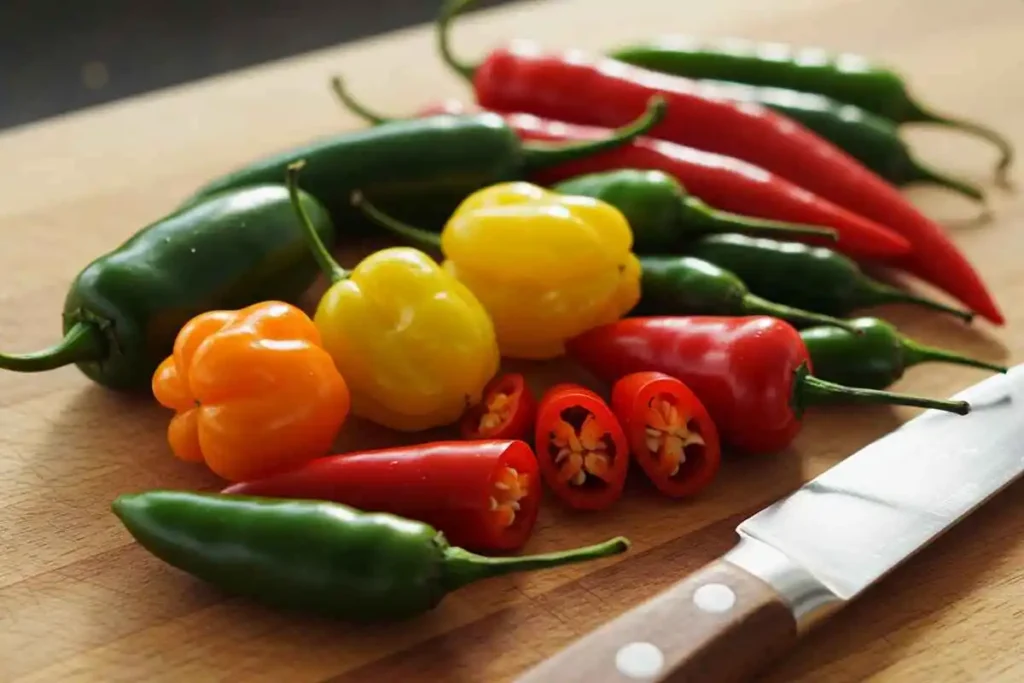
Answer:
[151,301,350,482]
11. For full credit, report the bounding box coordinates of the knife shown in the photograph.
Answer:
[516,364,1024,683]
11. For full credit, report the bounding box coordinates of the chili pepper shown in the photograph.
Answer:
[112,490,629,621]
[222,440,539,552]
[437,0,1004,325]
[152,301,350,482]
[332,78,910,262]
[610,372,720,498]
[459,373,537,442]
[687,233,974,323]
[799,317,1007,391]
[353,183,641,361]
[608,37,1014,184]
[286,162,500,432]
[183,94,667,237]
[566,316,970,455]
[0,185,335,391]
[635,255,859,332]
[534,384,630,510]
[551,168,840,251]
[686,80,987,207]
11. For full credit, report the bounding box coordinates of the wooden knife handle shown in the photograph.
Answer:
[515,559,798,683]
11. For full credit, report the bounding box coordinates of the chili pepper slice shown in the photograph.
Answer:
[610,372,720,498]
[459,373,537,442]
[223,440,539,552]
[534,383,629,510]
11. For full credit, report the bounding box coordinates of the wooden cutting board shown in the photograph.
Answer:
[2,0,1023,680]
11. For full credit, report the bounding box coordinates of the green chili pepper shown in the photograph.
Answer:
[687,233,974,323]
[182,97,667,236]
[800,317,1007,390]
[685,80,986,207]
[609,38,1013,184]
[113,490,629,621]
[635,256,858,332]
[551,169,838,252]
[0,185,334,391]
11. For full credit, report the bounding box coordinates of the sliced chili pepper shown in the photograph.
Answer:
[223,440,540,552]
[610,372,720,498]
[460,373,537,441]
[534,383,629,510]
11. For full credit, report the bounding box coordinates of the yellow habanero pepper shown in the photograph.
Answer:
[356,182,641,360]
[286,162,500,432]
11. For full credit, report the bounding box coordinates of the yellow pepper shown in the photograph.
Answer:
[287,162,500,432]
[357,181,641,360]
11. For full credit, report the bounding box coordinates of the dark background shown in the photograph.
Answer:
[0,0,519,131]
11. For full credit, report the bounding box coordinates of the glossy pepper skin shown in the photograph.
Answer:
[437,0,1004,324]
[688,234,974,323]
[287,162,500,432]
[635,255,858,332]
[356,182,641,360]
[152,301,351,482]
[331,82,909,261]
[223,440,540,552]
[552,169,837,252]
[184,97,666,236]
[566,316,970,454]
[609,37,1014,183]
[459,373,537,442]
[112,491,630,621]
[0,185,334,391]
[800,317,1006,390]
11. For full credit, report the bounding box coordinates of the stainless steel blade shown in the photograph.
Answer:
[725,364,1024,628]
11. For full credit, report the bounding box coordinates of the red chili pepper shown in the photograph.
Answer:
[566,317,971,455]
[436,2,1003,325]
[460,373,537,441]
[222,440,540,552]
[610,372,721,498]
[534,383,629,511]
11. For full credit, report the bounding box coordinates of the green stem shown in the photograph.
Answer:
[330,76,393,125]
[855,278,975,323]
[285,161,347,283]
[899,338,1007,375]
[521,96,668,171]
[795,363,970,416]
[0,321,107,372]
[905,156,990,212]
[742,294,858,333]
[351,192,443,253]
[907,102,1014,187]
[440,536,630,591]
[437,0,481,82]
[685,197,838,242]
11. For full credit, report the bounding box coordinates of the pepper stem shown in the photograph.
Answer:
[899,337,1008,375]
[437,0,482,82]
[742,294,859,333]
[440,536,630,591]
[0,321,107,372]
[522,96,668,171]
[285,161,347,283]
[905,101,1014,187]
[684,197,838,242]
[351,192,443,253]
[330,76,393,125]
[855,278,975,323]
[794,363,970,416]
[905,156,990,215]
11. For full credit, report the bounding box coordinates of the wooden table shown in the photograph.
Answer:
[2,0,1023,680]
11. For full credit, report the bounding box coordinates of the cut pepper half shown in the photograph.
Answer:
[460,373,537,442]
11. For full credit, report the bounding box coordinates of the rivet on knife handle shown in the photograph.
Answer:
[515,559,798,683]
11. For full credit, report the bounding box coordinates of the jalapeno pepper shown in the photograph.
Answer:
[534,383,630,510]
[800,317,1007,390]
[223,440,539,552]
[112,490,629,621]
[0,185,335,391]
[459,373,537,442]
[152,301,351,482]
[610,372,720,499]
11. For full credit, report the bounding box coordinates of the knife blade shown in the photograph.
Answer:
[516,364,1024,683]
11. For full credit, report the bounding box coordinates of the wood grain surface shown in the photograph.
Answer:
[2,0,1023,681]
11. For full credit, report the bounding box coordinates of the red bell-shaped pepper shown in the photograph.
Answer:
[222,440,540,552]
[567,317,971,454]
